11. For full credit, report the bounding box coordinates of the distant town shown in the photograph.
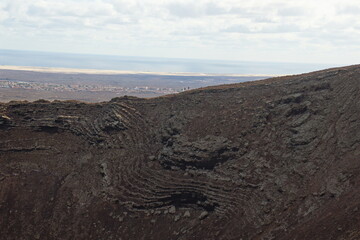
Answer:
[0,67,269,102]
[0,79,183,95]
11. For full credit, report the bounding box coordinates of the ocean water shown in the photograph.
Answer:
[0,49,337,75]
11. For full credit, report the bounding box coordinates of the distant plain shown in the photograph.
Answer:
[0,49,339,102]
[0,67,269,102]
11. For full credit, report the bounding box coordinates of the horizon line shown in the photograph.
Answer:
[0,65,282,77]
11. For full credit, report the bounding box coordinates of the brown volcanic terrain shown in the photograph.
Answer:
[0,65,360,239]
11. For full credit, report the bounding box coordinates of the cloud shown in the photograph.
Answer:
[222,24,252,33]
[165,1,230,18]
[166,2,201,18]
[338,5,360,15]
[261,24,301,33]
[204,2,227,15]
[1,0,360,64]
[277,7,307,17]
[223,23,301,34]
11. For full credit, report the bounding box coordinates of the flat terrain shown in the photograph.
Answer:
[0,66,270,102]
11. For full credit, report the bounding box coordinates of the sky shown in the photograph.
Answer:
[0,0,360,64]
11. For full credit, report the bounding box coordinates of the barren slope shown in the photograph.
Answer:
[1,65,360,239]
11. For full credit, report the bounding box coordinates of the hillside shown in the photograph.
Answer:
[0,65,360,239]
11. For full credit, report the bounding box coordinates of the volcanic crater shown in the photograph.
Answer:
[1,65,360,239]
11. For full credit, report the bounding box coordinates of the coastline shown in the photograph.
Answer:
[0,65,280,77]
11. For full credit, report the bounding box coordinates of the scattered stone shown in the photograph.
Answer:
[0,115,11,126]
[148,156,156,161]
[174,215,181,222]
[169,206,176,214]
[1,115,11,120]
[199,211,208,220]
[183,210,191,217]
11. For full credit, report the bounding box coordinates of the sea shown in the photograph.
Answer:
[0,49,339,75]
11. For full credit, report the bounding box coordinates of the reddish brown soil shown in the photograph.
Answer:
[1,65,360,239]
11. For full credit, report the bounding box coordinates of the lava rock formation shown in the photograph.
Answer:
[1,65,360,239]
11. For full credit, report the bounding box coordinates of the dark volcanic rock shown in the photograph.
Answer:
[159,135,240,170]
[1,65,360,239]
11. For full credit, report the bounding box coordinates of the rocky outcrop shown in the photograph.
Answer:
[158,135,240,170]
[1,65,360,239]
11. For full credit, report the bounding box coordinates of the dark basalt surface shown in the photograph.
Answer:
[1,65,360,239]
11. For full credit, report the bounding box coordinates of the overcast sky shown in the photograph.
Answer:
[1,0,360,64]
